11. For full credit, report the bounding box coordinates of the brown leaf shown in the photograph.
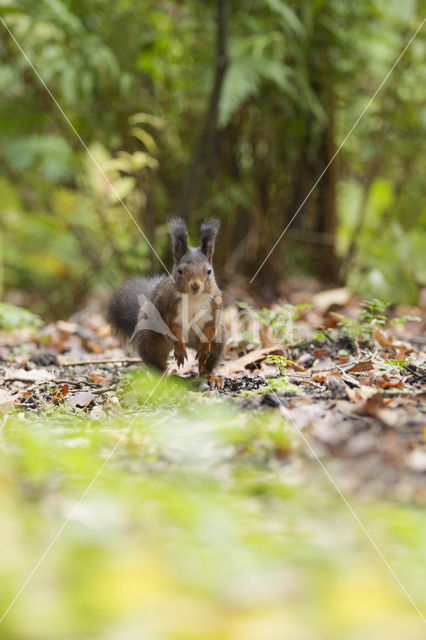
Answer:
[288,361,306,372]
[259,324,276,348]
[358,393,385,417]
[371,319,393,349]
[313,348,329,358]
[312,375,326,383]
[221,346,285,375]
[53,384,69,404]
[394,351,407,361]
[377,374,404,390]
[346,360,374,373]
[91,373,113,386]
[323,315,340,329]
[349,391,401,426]
[86,340,103,354]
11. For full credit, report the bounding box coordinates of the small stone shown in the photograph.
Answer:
[0,389,16,413]
[89,405,106,420]
[261,393,282,408]
[105,395,122,412]
[407,449,426,473]
[30,351,58,366]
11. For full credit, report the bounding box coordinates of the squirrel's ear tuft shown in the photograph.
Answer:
[200,218,220,261]
[169,217,188,261]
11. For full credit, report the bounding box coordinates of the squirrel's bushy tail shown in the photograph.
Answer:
[107,276,165,339]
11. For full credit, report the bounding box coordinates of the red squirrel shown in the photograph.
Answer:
[108,218,226,385]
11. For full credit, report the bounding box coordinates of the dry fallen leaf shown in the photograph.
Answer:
[259,324,276,347]
[371,319,394,349]
[312,375,326,383]
[0,389,16,413]
[91,373,113,386]
[56,320,79,334]
[221,346,285,375]
[313,348,329,358]
[377,374,404,390]
[349,391,401,427]
[287,361,306,372]
[4,368,55,383]
[85,340,103,354]
[346,360,374,373]
[53,384,69,404]
[311,287,351,312]
[372,329,412,354]
[66,391,96,410]
[394,350,408,361]
[352,392,385,417]
[347,386,377,404]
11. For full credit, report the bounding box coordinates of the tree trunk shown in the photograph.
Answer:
[175,0,230,221]
[314,90,340,283]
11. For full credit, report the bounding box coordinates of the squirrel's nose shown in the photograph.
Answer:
[190,281,200,293]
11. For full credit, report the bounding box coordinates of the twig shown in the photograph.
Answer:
[60,357,142,367]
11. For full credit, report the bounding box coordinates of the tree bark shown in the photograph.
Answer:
[315,88,341,283]
[175,0,230,221]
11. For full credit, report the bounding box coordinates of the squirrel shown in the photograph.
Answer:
[108,217,226,384]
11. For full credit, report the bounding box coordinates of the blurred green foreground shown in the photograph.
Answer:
[0,372,425,639]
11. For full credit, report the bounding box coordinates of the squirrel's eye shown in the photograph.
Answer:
[177,266,183,275]
[207,268,212,275]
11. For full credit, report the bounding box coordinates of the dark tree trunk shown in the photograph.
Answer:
[314,91,340,283]
[140,174,157,272]
[175,0,230,222]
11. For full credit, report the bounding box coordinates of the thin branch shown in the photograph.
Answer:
[60,357,142,367]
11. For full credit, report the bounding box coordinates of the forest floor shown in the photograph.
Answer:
[2,292,425,501]
[0,290,425,638]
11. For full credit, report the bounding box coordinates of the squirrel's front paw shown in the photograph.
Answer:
[174,341,188,367]
[208,375,225,390]
[196,341,211,370]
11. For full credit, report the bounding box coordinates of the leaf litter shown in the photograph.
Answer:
[0,296,425,501]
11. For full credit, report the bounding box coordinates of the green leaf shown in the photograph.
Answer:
[3,135,73,181]
[0,302,42,331]
[219,56,293,126]
[219,57,262,126]
[265,0,305,36]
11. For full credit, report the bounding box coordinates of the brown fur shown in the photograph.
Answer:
[107,219,226,378]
